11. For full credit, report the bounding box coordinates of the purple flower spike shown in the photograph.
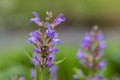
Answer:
[75,26,107,80]
[27,11,65,80]
[52,14,65,27]
[29,11,43,26]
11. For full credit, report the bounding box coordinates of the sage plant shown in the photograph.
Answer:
[27,11,65,80]
[73,26,107,80]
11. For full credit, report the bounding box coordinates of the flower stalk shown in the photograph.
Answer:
[73,26,107,80]
[27,11,65,80]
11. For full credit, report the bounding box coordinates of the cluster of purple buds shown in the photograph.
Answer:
[27,11,65,80]
[74,26,107,80]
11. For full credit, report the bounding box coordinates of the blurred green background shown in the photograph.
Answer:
[0,0,120,80]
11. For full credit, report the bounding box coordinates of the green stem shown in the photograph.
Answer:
[35,66,41,80]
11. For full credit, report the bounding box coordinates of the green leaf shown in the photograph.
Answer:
[24,50,32,60]
[53,57,66,65]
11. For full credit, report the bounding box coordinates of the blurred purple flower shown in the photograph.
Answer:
[32,53,41,66]
[50,47,58,53]
[50,66,58,75]
[73,74,79,79]
[53,39,62,44]
[96,33,104,40]
[97,60,106,69]
[50,66,58,80]
[81,32,92,49]
[19,76,26,80]
[76,49,87,59]
[27,30,41,44]
[75,26,107,80]
[29,11,43,26]
[51,14,65,27]
[46,28,56,38]
[30,68,36,78]
[33,48,41,53]
[92,75,102,80]
[98,41,107,49]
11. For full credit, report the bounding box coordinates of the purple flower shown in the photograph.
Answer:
[98,41,107,49]
[46,60,53,67]
[92,75,102,80]
[50,66,58,75]
[51,14,65,27]
[73,74,79,79]
[30,68,36,78]
[33,48,41,53]
[54,39,62,44]
[97,60,106,69]
[19,76,26,80]
[77,49,87,59]
[51,47,58,53]
[81,32,91,49]
[32,53,41,66]
[45,54,55,67]
[48,54,55,60]
[96,33,104,40]
[46,28,56,37]
[27,30,41,44]
[29,11,43,26]
[50,66,58,80]
[30,30,41,39]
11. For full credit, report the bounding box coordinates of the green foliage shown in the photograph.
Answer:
[0,42,120,80]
